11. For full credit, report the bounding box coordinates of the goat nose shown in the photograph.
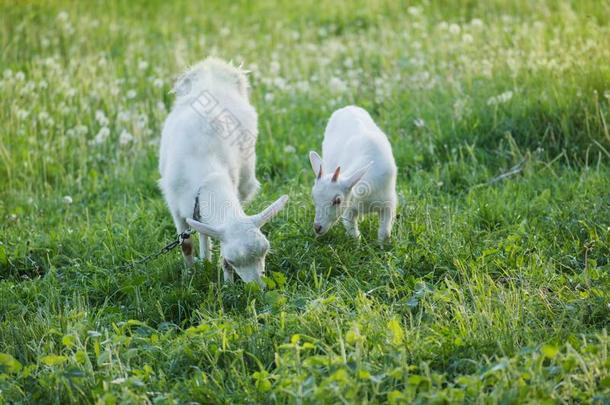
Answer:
[314,224,322,234]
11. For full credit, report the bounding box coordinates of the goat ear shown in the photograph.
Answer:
[342,161,373,190]
[309,151,323,179]
[252,195,289,228]
[186,218,224,240]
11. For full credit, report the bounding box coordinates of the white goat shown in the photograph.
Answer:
[159,57,288,287]
[308,106,397,243]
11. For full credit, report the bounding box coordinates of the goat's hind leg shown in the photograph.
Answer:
[222,258,235,283]
[238,159,261,204]
[238,177,260,205]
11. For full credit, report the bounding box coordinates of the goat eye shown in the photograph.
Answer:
[332,197,341,205]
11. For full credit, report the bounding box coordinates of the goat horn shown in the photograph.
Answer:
[331,166,341,182]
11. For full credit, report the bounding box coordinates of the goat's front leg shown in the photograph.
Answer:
[342,207,361,239]
[222,258,235,283]
[378,205,395,244]
[199,233,212,262]
[172,214,194,266]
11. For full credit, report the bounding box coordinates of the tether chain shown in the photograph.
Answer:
[117,230,194,270]
[119,193,201,270]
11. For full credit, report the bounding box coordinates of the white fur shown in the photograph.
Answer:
[159,57,288,287]
[309,105,397,243]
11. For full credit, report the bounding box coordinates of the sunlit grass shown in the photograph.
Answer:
[0,0,609,403]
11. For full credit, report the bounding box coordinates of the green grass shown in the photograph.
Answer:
[1,0,609,403]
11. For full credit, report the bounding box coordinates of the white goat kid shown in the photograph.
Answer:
[159,57,288,287]
[309,106,397,243]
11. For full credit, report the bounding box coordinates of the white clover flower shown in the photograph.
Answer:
[318,56,331,67]
[480,59,493,78]
[220,27,230,36]
[408,7,420,16]
[95,110,109,126]
[3,69,12,79]
[15,71,25,81]
[63,195,73,204]
[126,89,136,99]
[273,77,287,90]
[93,127,110,144]
[449,24,461,35]
[117,110,131,122]
[38,111,50,122]
[119,130,134,145]
[57,11,69,22]
[75,125,88,136]
[471,18,484,27]
[453,98,469,121]
[64,23,74,35]
[462,34,473,43]
[18,81,35,95]
[283,145,296,153]
[153,78,163,88]
[295,81,310,92]
[270,61,280,75]
[156,101,166,113]
[487,91,514,106]
[39,80,48,89]
[138,60,149,71]
[66,87,77,97]
[604,90,610,99]
[135,113,148,130]
[44,58,61,74]
[16,109,29,120]
[498,91,513,103]
[248,63,259,76]
[264,92,274,102]
[329,77,347,94]
[59,102,71,115]
[414,118,425,128]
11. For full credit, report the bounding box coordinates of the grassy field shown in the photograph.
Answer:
[1,0,609,403]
